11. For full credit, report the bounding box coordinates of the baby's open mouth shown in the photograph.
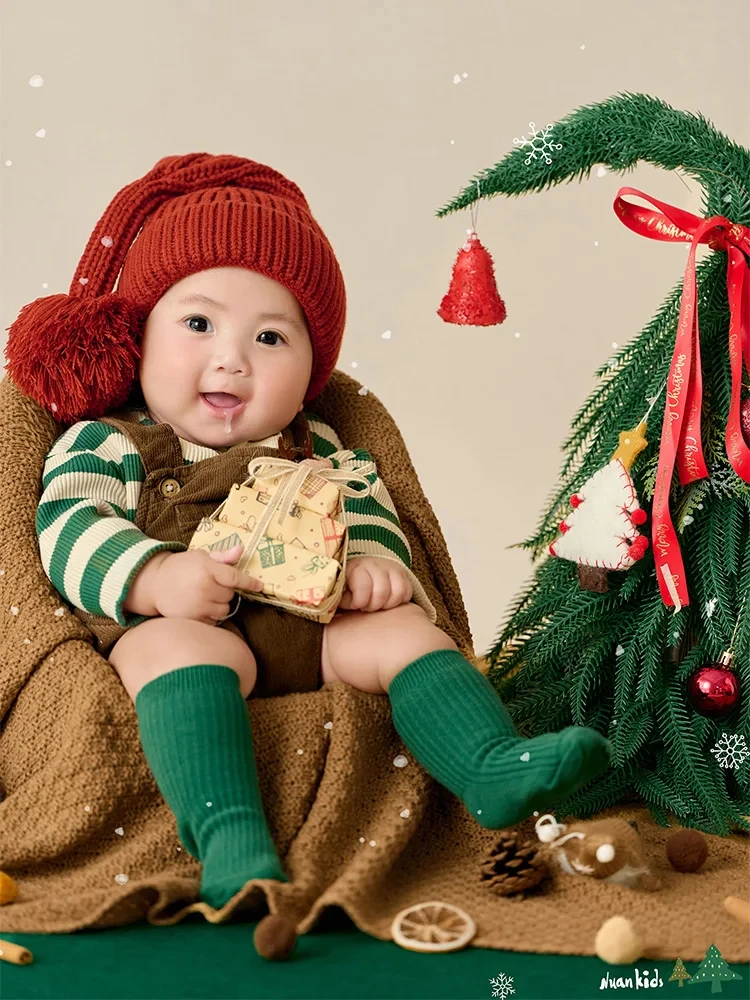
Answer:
[202,392,243,407]
[200,392,247,415]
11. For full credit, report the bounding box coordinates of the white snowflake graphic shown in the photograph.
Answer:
[489,971,515,998]
[710,733,750,770]
[513,121,562,165]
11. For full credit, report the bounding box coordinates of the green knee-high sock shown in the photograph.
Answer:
[388,649,613,830]
[134,663,288,910]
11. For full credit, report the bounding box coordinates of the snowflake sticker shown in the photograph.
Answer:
[513,121,562,165]
[710,733,749,770]
[489,972,515,998]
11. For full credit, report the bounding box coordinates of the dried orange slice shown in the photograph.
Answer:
[390,900,476,952]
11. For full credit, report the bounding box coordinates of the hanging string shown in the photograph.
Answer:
[643,378,668,423]
[469,178,482,234]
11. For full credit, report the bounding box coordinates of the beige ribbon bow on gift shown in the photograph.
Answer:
[239,455,375,559]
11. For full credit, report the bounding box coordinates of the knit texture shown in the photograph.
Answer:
[1,370,747,962]
[134,663,288,909]
[35,407,436,629]
[389,649,613,830]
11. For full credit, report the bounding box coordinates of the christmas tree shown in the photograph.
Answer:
[669,958,692,988]
[686,943,743,993]
[436,92,750,835]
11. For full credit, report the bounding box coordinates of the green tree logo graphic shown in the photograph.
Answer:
[669,958,692,987]
[686,943,743,994]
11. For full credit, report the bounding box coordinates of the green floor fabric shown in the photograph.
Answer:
[2,911,748,1000]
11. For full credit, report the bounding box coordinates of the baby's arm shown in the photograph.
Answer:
[305,412,438,622]
[36,420,187,628]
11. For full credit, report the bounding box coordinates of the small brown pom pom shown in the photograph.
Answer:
[253,913,298,960]
[666,829,708,872]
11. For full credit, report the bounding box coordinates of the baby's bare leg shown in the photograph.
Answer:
[322,602,458,694]
[109,617,258,700]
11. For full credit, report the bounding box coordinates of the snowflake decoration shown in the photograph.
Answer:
[513,121,562,165]
[489,972,515,999]
[710,733,749,770]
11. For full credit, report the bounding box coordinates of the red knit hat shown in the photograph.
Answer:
[3,153,346,425]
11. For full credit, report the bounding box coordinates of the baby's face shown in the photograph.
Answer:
[137,267,313,448]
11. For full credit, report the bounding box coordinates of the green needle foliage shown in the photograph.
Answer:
[436,93,750,835]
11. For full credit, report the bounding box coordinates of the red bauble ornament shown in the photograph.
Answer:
[741,397,750,447]
[687,652,741,718]
[437,232,507,326]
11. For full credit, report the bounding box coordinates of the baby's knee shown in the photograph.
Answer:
[378,603,457,664]
[109,617,257,701]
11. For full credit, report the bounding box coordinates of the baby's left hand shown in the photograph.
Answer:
[338,556,413,613]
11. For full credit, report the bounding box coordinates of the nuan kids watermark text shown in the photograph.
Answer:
[599,967,663,990]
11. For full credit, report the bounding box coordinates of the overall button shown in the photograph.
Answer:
[159,477,182,497]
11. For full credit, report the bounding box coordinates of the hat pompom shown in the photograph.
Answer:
[5,293,149,424]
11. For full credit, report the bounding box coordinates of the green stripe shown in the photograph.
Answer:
[347,524,412,568]
[310,430,337,458]
[344,492,400,526]
[121,450,145,482]
[37,496,128,534]
[47,507,131,606]
[305,412,342,457]
[79,527,161,617]
[42,451,126,490]
[66,421,123,451]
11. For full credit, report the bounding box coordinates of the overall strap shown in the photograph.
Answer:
[98,411,183,475]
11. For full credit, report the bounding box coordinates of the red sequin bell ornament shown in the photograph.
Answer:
[437,180,507,327]
[687,651,741,718]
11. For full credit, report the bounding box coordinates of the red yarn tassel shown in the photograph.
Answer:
[437,232,507,326]
[4,293,147,424]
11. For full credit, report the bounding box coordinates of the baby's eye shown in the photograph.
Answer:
[183,315,285,345]
[185,315,211,334]
[257,330,285,346]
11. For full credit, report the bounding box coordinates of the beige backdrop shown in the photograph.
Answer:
[2,0,748,656]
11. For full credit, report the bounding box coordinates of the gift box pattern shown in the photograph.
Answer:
[189,517,339,607]
[220,482,345,558]
[252,471,340,516]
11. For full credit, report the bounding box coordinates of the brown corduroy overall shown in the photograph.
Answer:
[71,408,325,699]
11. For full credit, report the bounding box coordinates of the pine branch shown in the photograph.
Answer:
[442,92,750,834]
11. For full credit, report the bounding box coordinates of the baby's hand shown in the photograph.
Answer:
[338,556,413,613]
[152,543,263,625]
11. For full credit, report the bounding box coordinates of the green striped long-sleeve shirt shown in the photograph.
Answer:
[36,408,437,631]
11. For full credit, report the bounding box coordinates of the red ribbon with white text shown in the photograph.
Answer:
[613,187,750,609]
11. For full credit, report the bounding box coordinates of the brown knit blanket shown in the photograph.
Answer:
[0,370,747,962]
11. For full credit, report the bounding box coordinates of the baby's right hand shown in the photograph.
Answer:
[152,544,264,625]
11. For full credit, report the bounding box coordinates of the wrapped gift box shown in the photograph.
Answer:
[220,482,345,558]
[187,465,351,623]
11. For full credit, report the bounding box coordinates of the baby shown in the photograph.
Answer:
[19,153,612,918]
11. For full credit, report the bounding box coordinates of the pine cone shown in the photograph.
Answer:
[479,832,550,896]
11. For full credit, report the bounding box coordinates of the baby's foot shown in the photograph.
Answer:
[461,726,612,830]
[198,808,289,910]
